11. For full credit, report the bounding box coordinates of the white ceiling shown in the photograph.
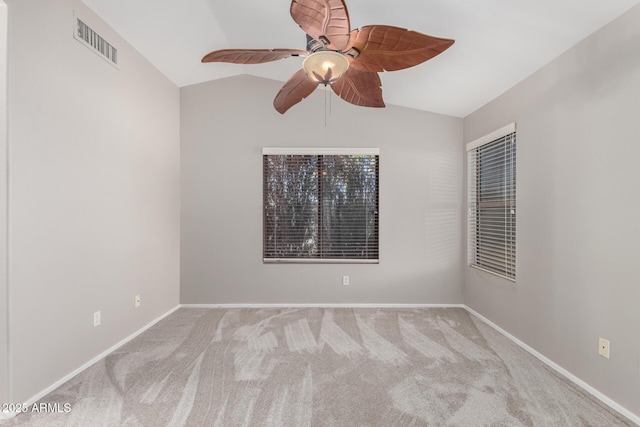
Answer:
[80,0,640,117]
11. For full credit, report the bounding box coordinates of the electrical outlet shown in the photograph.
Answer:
[342,275,349,286]
[93,311,101,327]
[134,294,141,308]
[598,337,610,359]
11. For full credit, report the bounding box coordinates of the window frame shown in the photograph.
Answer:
[466,123,516,281]
[262,147,380,264]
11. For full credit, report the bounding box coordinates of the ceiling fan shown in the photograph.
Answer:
[202,0,455,114]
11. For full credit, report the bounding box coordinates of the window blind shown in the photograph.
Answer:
[263,149,379,263]
[467,125,516,280]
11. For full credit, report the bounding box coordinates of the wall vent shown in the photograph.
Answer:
[73,13,118,68]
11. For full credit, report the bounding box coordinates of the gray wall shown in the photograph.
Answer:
[0,0,8,404]
[463,4,640,416]
[181,75,463,304]
[6,0,180,402]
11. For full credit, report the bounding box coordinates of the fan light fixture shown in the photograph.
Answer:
[302,51,349,85]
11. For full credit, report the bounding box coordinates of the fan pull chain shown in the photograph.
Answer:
[322,86,334,127]
[323,87,329,143]
[329,86,332,116]
[324,85,328,127]
[324,107,328,144]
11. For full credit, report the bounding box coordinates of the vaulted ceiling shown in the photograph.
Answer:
[81,0,640,117]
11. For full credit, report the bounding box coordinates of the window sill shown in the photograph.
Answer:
[469,265,516,283]
[264,258,379,265]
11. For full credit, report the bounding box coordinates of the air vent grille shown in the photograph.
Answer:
[73,14,118,67]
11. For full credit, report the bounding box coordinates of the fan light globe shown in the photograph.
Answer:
[302,51,349,84]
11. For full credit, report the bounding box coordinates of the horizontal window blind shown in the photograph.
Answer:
[263,151,379,263]
[467,126,516,280]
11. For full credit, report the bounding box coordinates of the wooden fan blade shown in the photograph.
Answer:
[201,48,308,64]
[290,0,351,51]
[330,67,385,108]
[273,69,319,114]
[346,25,454,72]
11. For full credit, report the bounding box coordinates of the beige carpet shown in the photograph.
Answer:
[2,307,634,426]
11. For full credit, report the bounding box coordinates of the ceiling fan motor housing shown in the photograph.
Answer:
[306,34,328,53]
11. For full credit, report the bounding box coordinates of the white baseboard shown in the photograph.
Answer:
[180,303,465,309]
[464,306,640,426]
[0,305,180,421]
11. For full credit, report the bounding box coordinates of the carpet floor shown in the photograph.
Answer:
[1,307,634,426]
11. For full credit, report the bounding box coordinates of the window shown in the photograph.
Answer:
[263,148,379,263]
[467,124,516,280]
